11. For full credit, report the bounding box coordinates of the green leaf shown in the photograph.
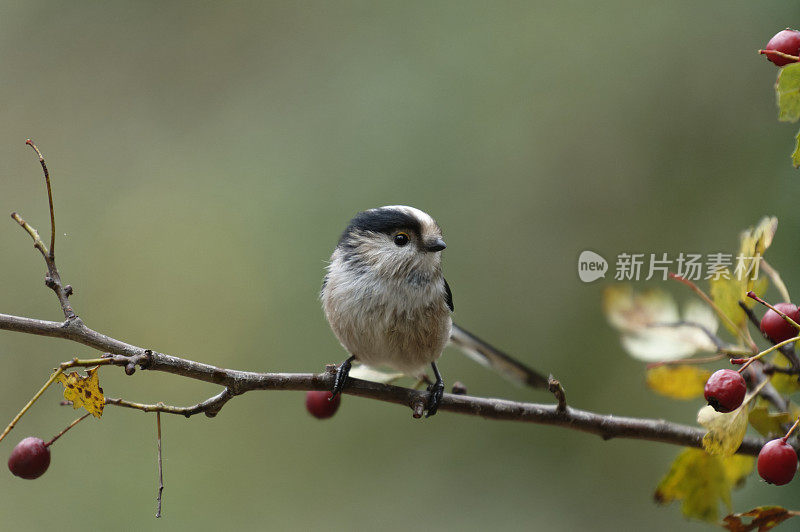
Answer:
[793,129,800,169]
[654,448,753,522]
[768,352,800,395]
[777,63,800,123]
[748,403,793,438]
[646,365,711,400]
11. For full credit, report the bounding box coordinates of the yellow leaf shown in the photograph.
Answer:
[646,365,711,400]
[710,274,748,337]
[739,217,778,269]
[710,217,776,338]
[655,448,754,522]
[768,352,800,395]
[749,403,793,439]
[698,403,751,456]
[55,366,105,418]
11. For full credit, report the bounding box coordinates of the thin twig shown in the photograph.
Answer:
[0,356,113,443]
[747,291,800,331]
[548,376,567,414]
[649,320,728,351]
[11,141,74,319]
[759,49,800,62]
[104,389,232,418]
[46,412,91,447]
[669,273,758,352]
[646,354,726,369]
[761,259,791,304]
[25,139,55,259]
[156,411,163,519]
[0,367,65,444]
[9,213,74,319]
[762,363,800,376]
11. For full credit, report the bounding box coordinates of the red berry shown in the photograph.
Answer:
[8,437,51,479]
[760,303,800,344]
[764,29,800,66]
[758,438,798,485]
[704,369,746,413]
[305,391,341,419]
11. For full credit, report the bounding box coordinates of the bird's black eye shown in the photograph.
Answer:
[393,232,409,247]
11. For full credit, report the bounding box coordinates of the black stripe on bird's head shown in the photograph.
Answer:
[337,206,446,255]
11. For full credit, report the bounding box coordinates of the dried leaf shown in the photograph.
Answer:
[56,366,104,418]
[604,285,718,362]
[646,365,711,400]
[722,506,800,532]
[604,285,679,332]
[655,448,753,522]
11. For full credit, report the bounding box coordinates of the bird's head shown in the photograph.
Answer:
[335,205,446,280]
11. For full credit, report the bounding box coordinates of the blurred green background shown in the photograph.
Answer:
[2,1,800,530]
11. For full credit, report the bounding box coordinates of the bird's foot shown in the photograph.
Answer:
[331,355,355,399]
[425,379,445,418]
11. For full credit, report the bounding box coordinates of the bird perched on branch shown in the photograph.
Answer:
[321,205,548,417]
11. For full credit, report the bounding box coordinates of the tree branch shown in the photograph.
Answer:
[0,311,773,456]
[0,142,781,465]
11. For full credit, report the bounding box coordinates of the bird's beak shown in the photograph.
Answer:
[425,238,447,252]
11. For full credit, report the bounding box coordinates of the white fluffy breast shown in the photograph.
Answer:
[322,257,452,376]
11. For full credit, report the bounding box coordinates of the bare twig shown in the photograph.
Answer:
[646,354,726,369]
[669,273,758,352]
[25,139,55,259]
[762,363,800,376]
[156,412,163,519]
[45,412,91,447]
[104,389,233,418]
[761,259,791,304]
[10,142,73,319]
[650,320,729,351]
[0,356,113,443]
[10,213,74,319]
[548,376,567,414]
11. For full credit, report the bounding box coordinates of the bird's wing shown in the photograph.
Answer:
[443,278,454,312]
[449,323,549,389]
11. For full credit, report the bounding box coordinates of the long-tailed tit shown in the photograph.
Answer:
[321,205,548,417]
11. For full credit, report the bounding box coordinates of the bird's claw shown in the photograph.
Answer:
[331,356,354,399]
[425,379,445,418]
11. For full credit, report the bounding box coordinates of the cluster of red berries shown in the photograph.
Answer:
[702,302,800,485]
[762,29,800,66]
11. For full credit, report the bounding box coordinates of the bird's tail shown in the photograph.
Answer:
[449,323,549,389]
